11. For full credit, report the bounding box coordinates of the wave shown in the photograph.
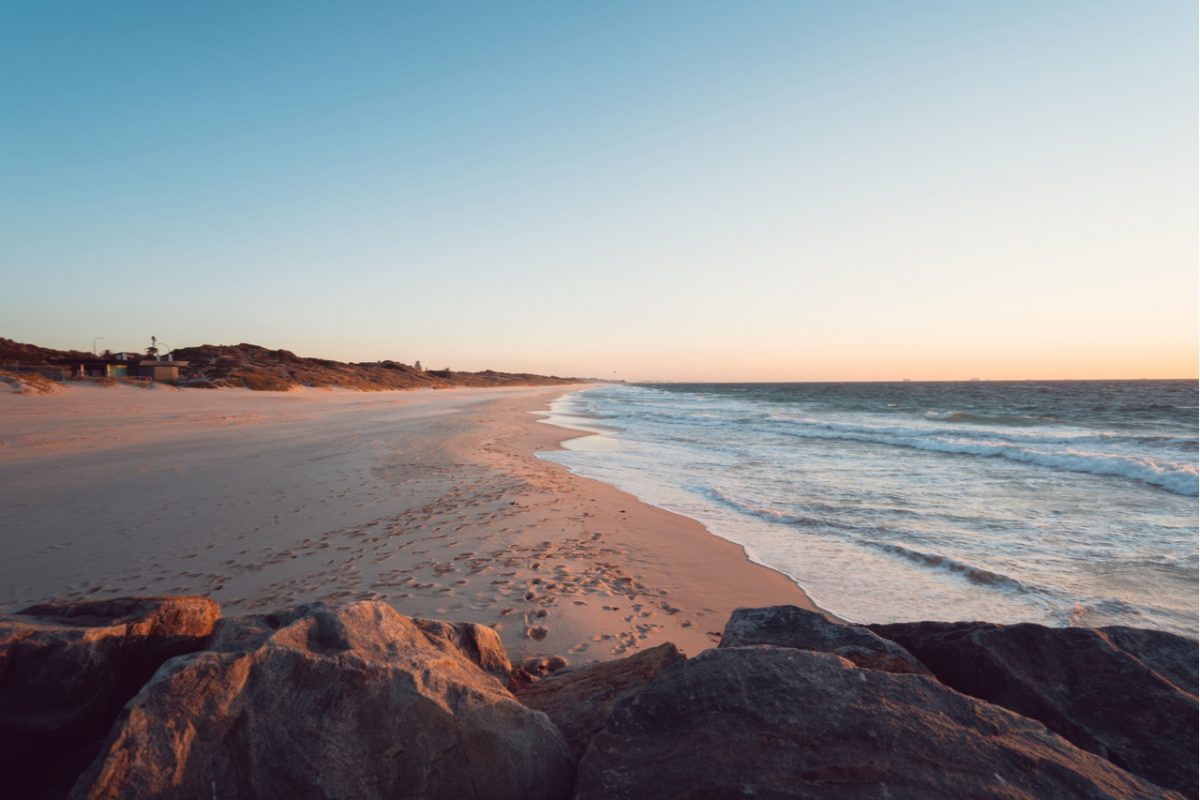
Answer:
[774,422,1198,496]
[924,409,1061,426]
[771,416,1190,448]
[1065,597,1147,625]
[699,487,1047,597]
[862,541,1033,594]
[696,486,858,531]
[1057,597,1197,636]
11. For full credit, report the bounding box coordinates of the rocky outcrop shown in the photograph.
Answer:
[411,616,514,682]
[574,646,1180,800]
[3,595,1189,800]
[869,620,1199,797]
[1096,625,1198,694]
[71,601,573,800]
[719,604,930,675]
[515,642,685,760]
[0,596,220,799]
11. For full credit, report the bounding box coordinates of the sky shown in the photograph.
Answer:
[1,1,1196,381]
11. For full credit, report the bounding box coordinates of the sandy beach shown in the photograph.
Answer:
[0,382,814,661]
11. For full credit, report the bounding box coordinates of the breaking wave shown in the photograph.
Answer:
[924,409,1060,426]
[861,541,1033,594]
[776,420,1198,496]
[697,486,858,531]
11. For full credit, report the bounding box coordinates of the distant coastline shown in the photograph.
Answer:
[0,337,602,392]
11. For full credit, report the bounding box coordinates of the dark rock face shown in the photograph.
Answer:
[1099,626,1198,693]
[574,646,1178,800]
[719,605,930,675]
[869,621,1199,798]
[71,601,573,800]
[515,642,685,760]
[0,596,220,799]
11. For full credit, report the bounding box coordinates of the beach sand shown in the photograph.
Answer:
[0,382,815,662]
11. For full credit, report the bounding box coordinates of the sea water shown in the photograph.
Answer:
[539,381,1198,637]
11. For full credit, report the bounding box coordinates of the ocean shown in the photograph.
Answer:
[539,381,1199,637]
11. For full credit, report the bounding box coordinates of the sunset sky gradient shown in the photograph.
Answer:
[2,1,1196,380]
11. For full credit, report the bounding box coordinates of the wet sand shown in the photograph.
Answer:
[0,382,815,661]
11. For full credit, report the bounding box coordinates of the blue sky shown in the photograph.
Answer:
[2,1,1195,379]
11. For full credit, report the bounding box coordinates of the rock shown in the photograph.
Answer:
[71,601,573,800]
[1099,626,1198,693]
[519,654,571,679]
[574,646,1179,800]
[506,665,540,692]
[411,616,513,681]
[521,657,547,675]
[720,605,930,675]
[516,643,685,761]
[869,621,1199,797]
[0,596,220,800]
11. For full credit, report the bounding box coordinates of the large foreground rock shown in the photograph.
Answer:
[720,605,929,675]
[574,646,1179,800]
[71,601,572,800]
[411,616,514,682]
[514,642,684,759]
[0,596,220,799]
[869,621,1199,798]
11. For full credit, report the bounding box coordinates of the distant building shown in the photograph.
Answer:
[50,357,127,379]
[137,359,188,382]
[49,356,191,382]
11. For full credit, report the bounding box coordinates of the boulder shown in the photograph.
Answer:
[574,646,1179,800]
[514,642,684,760]
[1097,626,1197,693]
[411,616,513,682]
[71,601,573,800]
[518,654,571,679]
[720,605,929,675]
[0,596,220,799]
[869,621,1199,797]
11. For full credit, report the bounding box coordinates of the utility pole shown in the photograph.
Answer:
[93,337,104,355]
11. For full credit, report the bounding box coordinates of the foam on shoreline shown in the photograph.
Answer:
[536,384,1199,638]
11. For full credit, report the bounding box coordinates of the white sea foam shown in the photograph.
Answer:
[772,420,1198,496]
[923,408,1060,426]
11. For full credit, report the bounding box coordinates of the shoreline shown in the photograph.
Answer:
[533,388,838,620]
[511,387,825,649]
[0,381,816,661]
[441,384,822,658]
